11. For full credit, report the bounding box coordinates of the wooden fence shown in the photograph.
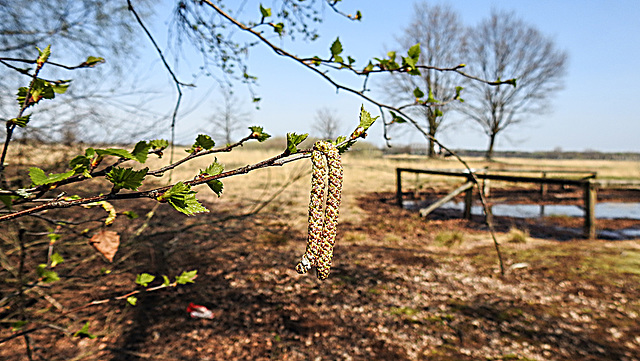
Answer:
[396,168,598,239]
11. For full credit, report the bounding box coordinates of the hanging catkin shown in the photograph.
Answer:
[296,141,343,280]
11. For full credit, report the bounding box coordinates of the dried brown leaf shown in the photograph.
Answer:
[89,230,120,262]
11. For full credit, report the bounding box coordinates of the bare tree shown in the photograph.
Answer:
[383,2,464,157]
[460,9,568,160]
[313,107,342,140]
[209,89,250,145]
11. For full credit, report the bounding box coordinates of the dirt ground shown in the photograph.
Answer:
[2,183,639,361]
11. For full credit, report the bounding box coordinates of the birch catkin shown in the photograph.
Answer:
[296,141,343,280]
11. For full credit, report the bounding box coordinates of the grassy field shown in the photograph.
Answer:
[1,142,640,360]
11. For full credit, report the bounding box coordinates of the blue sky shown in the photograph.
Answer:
[154,1,640,153]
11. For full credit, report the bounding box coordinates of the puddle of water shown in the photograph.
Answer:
[403,199,640,239]
[403,200,640,220]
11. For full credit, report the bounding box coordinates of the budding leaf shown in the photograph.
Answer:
[36,45,51,66]
[83,56,105,67]
[123,211,139,219]
[330,37,343,58]
[249,126,271,142]
[389,111,406,124]
[29,167,74,186]
[135,273,155,287]
[176,270,198,285]
[50,252,64,268]
[162,275,171,286]
[105,167,148,192]
[286,133,309,154]
[259,4,271,19]
[273,22,284,35]
[407,43,421,62]
[149,139,169,150]
[200,160,225,197]
[36,264,59,283]
[434,108,443,117]
[131,141,151,163]
[73,322,97,339]
[127,296,137,306]
[357,105,378,130]
[187,134,215,154]
[158,182,209,216]
[413,87,424,99]
[426,88,439,103]
[8,114,31,128]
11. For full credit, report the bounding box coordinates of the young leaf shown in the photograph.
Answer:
[36,45,51,66]
[413,87,425,99]
[249,126,271,142]
[83,56,105,67]
[95,148,136,160]
[186,134,215,154]
[434,108,444,117]
[175,270,198,285]
[200,160,225,197]
[426,88,439,103]
[407,43,421,62]
[29,167,74,186]
[50,252,64,268]
[158,182,209,216]
[8,114,31,128]
[259,4,271,19]
[123,210,139,219]
[389,111,406,124]
[357,105,378,130]
[105,167,148,192]
[162,275,171,286]
[272,22,284,35]
[127,296,137,306]
[131,141,151,163]
[73,322,97,339]
[11,321,28,332]
[330,37,343,58]
[47,233,61,243]
[149,139,169,150]
[36,264,60,283]
[285,133,309,154]
[135,273,155,287]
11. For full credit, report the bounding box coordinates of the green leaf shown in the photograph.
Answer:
[73,321,97,339]
[123,210,139,219]
[454,86,464,101]
[149,139,169,150]
[29,167,74,186]
[259,4,271,19]
[426,88,439,103]
[407,43,421,61]
[83,56,105,67]
[0,194,16,209]
[200,160,224,177]
[48,233,61,243]
[17,78,56,108]
[175,270,198,285]
[69,154,92,178]
[363,61,374,73]
[347,56,356,65]
[51,81,70,94]
[158,182,209,216]
[389,111,406,124]
[11,321,28,332]
[162,275,171,286]
[186,134,215,154]
[413,87,425,99]
[126,296,137,306]
[249,126,271,142]
[36,45,51,66]
[36,264,60,283]
[357,105,378,130]
[135,273,155,287]
[273,22,284,36]
[8,114,31,128]
[434,108,444,117]
[50,252,64,268]
[131,141,151,163]
[105,167,148,192]
[330,37,343,57]
[285,133,309,154]
[200,160,225,197]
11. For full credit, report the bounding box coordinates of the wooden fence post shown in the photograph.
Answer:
[463,177,473,220]
[583,180,597,239]
[396,168,403,207]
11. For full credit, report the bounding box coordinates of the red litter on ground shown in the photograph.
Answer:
[187,302,214,319]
